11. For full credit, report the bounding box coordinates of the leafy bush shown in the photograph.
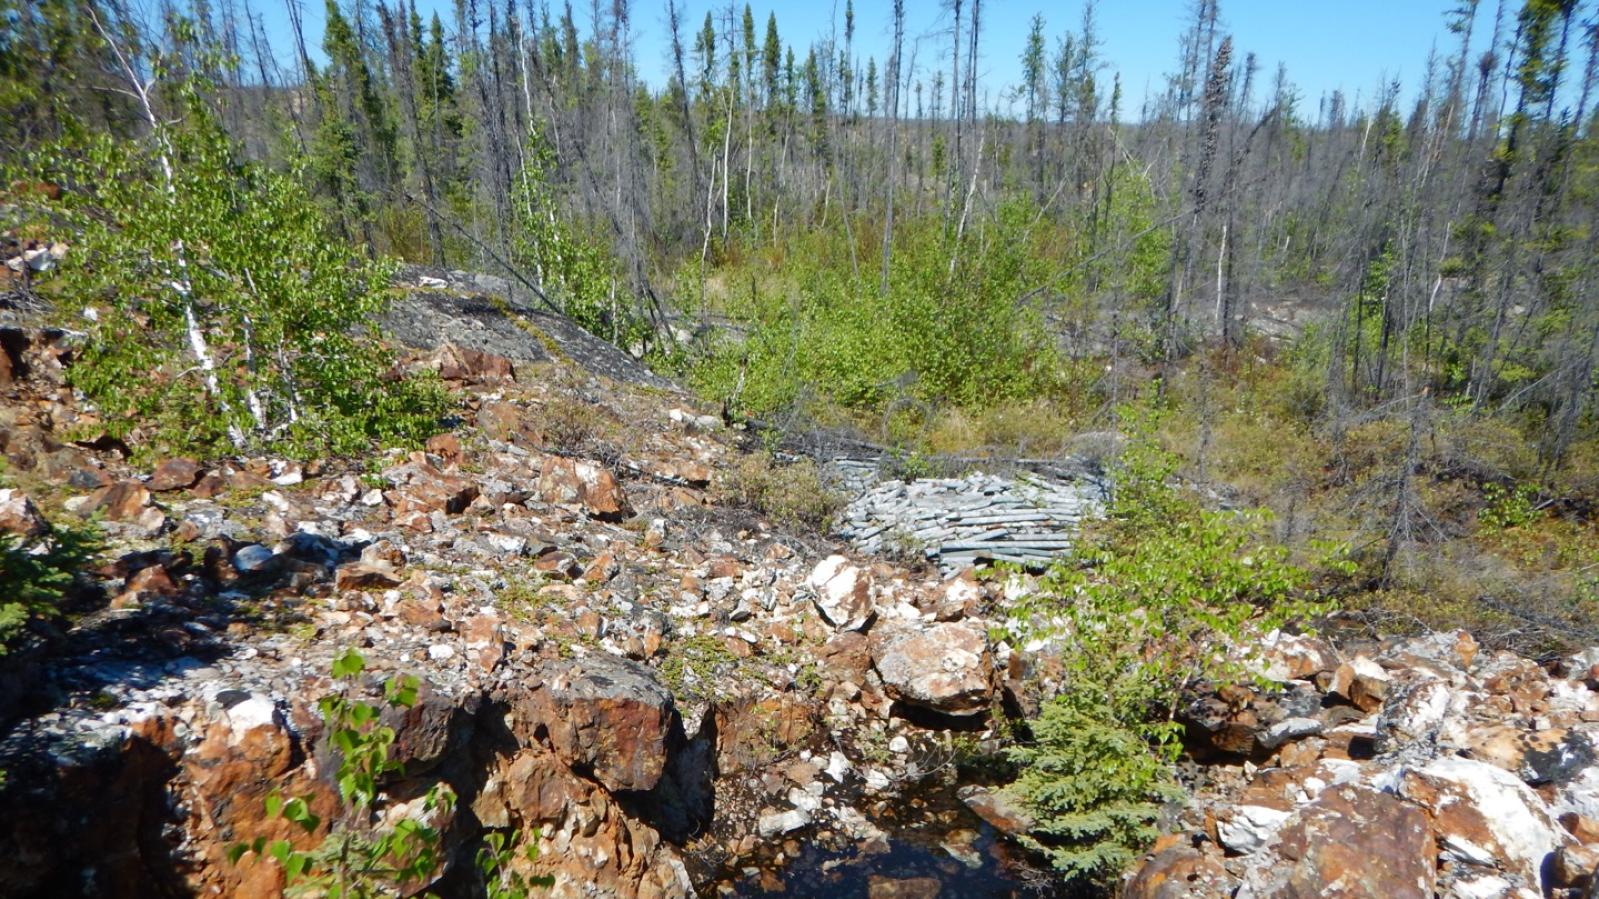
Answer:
[687,201,1063,423]
[24,83,446,461]
[509,131,653,356]
[232,650,549,897]
[999,407,1332,884]
[0,522,101,652]
[1480,482,1541,530]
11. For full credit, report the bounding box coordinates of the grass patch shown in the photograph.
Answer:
[712,452,842,531]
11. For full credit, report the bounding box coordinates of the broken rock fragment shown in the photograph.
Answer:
[871,620,992,715]
[537,456,631,520]
[808,554,875,631]
[524,655,675,792]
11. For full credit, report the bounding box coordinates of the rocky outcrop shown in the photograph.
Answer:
[1127,629,1599,899]
[384,267,675,389]
[21,303,1592,899]
[525,655,676,793]
[1235,784,1434,899]
[0,322,1022,898]
[835,469,1105,573]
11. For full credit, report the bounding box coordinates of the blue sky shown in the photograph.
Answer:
[259,0,1495,117]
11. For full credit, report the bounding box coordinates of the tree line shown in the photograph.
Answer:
[2,0,1597,466]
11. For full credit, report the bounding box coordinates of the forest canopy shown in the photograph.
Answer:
[3,0,1597,646]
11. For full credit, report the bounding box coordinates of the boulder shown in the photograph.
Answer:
[1259,717,1324,751]
[360,539,407,570]
[1125,846,1234,899]
[1184,694,1264,756]
[88,480,153,522]
[1235,784,1434,899]
[378,683,474,772]
[1554,766,1599,823]
[386,473,478,518]
[335,562,404,591]
[471,747,695,899]
[1464,724,1599,786]
[231,543,278,574]
[818,630,874,683]
[0,716,196,898]
[537,456,631,520]
[382,453,479,523]
[1329,656,1390,712]
[1257,631,1336,682]
[871,620,991,715]
[1478,656,1553,711]
[147,458,202,492]
[424,432,463,465]
[807,555,874,631]
[0,488,47,537]
[1398,756,1570,888]
[527,656,675,792]
[756,807,811,838]
[1383,629,1479,672]
[955,785,1033,835]
[932,571,984,621]
[476,401,528,442]
[434,342,515,383]
[1375,678,1477,755]
[1217,804,1294,854]
[1554,844,1599,891]
[180,703,340,899]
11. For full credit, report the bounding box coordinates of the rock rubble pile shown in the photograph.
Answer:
[0,322,1032,898]
[1128,629,1599,899]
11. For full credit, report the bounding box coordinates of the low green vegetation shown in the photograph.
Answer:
[0,522,101,652]
[231,650,549,897]
[997,408,1341,884]
[685,205,1062,421]
[658,632,740,703]
[713,451,842,531]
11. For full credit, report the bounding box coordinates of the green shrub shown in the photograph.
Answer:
[1480,482,1541,530]
[509,131,653,356]
[686,200,1063,425]
[1004,699,1185,881]
[0,522,101,652]
[714,452,842,530]
[24,82,446,461]
[999,406,1332,884]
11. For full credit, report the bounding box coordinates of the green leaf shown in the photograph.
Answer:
[267,839,291,865]
[386,674,419,708]
[331,649,365,679]
[281,797,319,833]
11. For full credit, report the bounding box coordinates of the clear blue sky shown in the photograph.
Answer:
[258,0,1497,118]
